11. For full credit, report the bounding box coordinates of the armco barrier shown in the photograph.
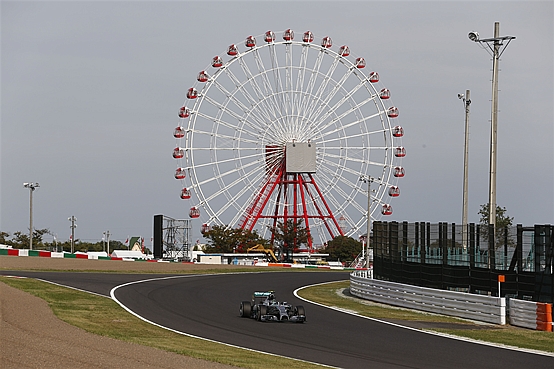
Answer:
[350,271,506,325]
[509,299,553,332]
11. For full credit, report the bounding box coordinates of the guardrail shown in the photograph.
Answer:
[510,299,553,332]
[350,271,506,325]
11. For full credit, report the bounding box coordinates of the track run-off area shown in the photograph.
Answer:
[2,269,553,369]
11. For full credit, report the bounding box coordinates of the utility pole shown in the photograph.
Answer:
[359,175,374,268]
[458,90,471,250]
[23,182,40,250]
[106,230,111,255]
[68,216,77,253]
[468,22,515,230]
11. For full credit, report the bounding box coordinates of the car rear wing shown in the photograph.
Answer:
[253,291,274,298]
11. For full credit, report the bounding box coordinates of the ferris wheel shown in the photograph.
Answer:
[173,29,405,247]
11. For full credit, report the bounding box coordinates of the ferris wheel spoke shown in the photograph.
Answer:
[314,108,382,141]
[199,96,267,137]
[314,169,366,218]
[321,152,388,171]
[307,64,359,124]
[205,81,272,135]
[211,73,273,128]
[284,43,294,120]
[188,149,263,173]
[297,49,325,125]
[268,44,288,117]
[221,67,279,126]
[291,45,310,129]
[304,55,342,122]
[236,55,281,122]
[312,77,378,128]
[316,168,367,216]
[252,48,286,126]
[207,163,268,221]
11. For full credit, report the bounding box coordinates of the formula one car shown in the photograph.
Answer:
[239,291,306,323]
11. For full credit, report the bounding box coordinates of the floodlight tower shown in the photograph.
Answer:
[458,91,471,250]
[23,182,40,250]
[468,22,515,230]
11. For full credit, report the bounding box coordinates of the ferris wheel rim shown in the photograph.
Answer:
[174,30,404,242]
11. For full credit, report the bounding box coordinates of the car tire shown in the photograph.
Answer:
[240,301,251,317]
[258,305,267,321]
[296,305,305,323]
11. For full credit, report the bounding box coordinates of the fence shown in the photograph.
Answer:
[372,222,553,303]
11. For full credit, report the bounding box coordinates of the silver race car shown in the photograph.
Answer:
[239,291,306,323]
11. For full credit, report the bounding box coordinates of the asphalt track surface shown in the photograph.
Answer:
[4,270,553,369]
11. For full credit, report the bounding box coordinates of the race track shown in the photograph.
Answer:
[5,270,553,369]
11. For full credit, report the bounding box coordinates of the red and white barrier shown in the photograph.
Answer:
[509,299,553,332]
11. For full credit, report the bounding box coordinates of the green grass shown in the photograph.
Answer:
[1,277,326,369]
[3,274,553,369]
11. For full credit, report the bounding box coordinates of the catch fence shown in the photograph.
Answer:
[372,222,553,303]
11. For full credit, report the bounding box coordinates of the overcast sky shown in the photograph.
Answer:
[1,1,552,247]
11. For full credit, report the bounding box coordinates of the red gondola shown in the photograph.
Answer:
[395,146,406,158]
[173,147,184,159]
[201,223,211,233]
[321,36,332,48]
[338,45,350,56]
[227,44,238,56]
[303,31,314,43]
[381,204,393,216]
[179,106,190,118]
[173,126,185,139]
[212,56,223,68]
[393,126,404,137]
[189,206,200,218]
[174,168,186,180]
[369,72,379,83]
[187,88,198,99]
[379,88,390,99]
[355,57,366,68]
[265,30,275,43]
[387,107,399,118]
[245,35,256,48]
[197,71,209,82]
[388,186,400,197]
[180,188,191,199]
[283,29,294,41]
[394,166,405,178]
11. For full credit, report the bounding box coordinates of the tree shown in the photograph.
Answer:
[478,203,514,248]
[203,225,267,253]
[322,236,361,263]
[268,219,310,262]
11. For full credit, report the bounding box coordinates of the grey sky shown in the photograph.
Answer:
[1,1,553,247]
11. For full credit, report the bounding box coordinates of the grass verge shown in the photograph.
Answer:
[297,281,554,354]
[1,277,326,369]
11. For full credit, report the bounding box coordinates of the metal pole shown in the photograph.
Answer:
[106,230,110,255]
[23,182,39,250]
[460,90,471,251]
[29,187,33,250]
[489,22,500,229]
[359,175,374,268]
[69,216,77,253]
[366,178,372,268]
